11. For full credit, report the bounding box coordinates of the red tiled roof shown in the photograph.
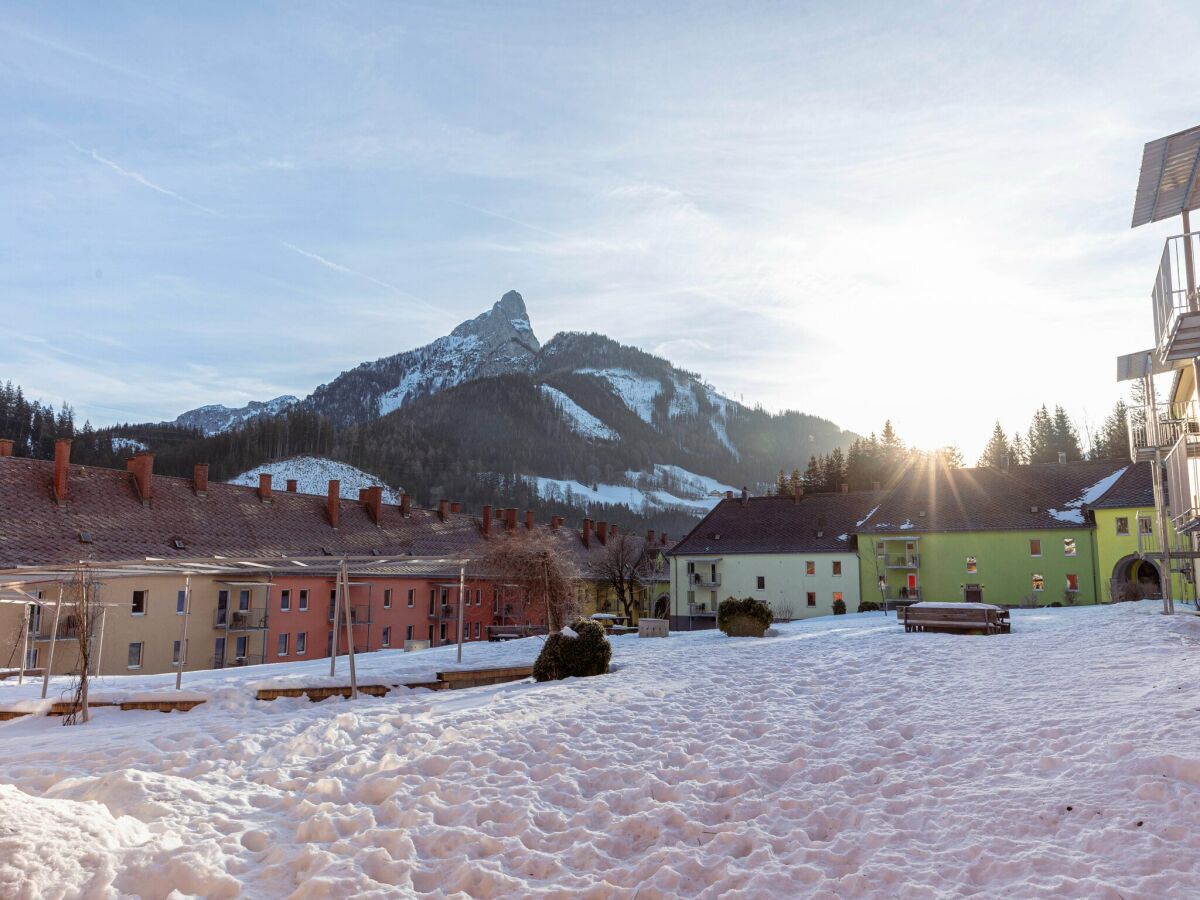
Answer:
[668,492,885,556]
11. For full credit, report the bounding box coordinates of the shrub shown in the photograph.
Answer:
[832,598,847,615]
[717,596,773,637]
[1048,601,1063,608]
[1116,580,1150,602]
[532,619,612,682]
[857,600,881,613]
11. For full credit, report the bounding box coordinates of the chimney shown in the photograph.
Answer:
[193,463,209,497]
[872,480,881,492]
[840,483,849,493]
[0,439,13,457]
[482,505,492,538]
[741,487,749,505]
[450,501,462,513]
[610,522,619,538]
[366,486,383,523]
[1057,451,1067,465]
[286,478,298,492]
[725,490,734,500]
[597,521,608,545]
[495,508,504,520]
[258,473,273,502]
[792,486,803,504]
[502,508,515,533]
[660,532,668,545]
[438,499,449,521]
[359,487,369,503]
[327,479,340,528]
[131,453,154,503]
[525,510,535,530]
[53,438,71,504]
[551,515,561,529]
[1000,455,1010,472]
[647,529,655,544]
[400,493,411,516]
[583,518,593,548]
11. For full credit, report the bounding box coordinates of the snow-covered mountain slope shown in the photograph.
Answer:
[228,456,401,503]
[173,395,298,436]
[528,463,736,514]
[538,385,617,441]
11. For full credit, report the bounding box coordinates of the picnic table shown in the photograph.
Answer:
[900,602,1008,636]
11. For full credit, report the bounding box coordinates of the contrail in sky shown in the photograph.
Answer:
[69,140,220,216]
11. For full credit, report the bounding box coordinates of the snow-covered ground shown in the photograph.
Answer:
[228,456,401,504]
[538,385,618,441]
[531,463,734,515]
[3,602,1199,898]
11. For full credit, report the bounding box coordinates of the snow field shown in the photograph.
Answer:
[229,456,401,504]
[1,602,1199,897]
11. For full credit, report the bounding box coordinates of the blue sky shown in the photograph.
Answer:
[3,1,1198,458]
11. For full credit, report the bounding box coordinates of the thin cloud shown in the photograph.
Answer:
[278,241,435,310]
[69,141,220,216]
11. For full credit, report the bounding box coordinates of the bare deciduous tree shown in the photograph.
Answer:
[589,533,656,621]
[485,532,580,634]
[63,567,104,725]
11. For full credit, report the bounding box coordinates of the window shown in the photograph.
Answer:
[440,587,450,604]
[1063,538,1076,557]
[127,642,143,669]
[1138,517,1154,535]
[965,556,978,574]
[832,561,842,577]
[299,589,309,611]
[277,633,289,656]
[429,589,436,614]
[756,576,766,590]
[1032,574,1045,592]
[475,621,480,639]
[806,591,816,607]
[805,561,815,576]
[238,589,250,612]
[214,636,226,664]
[280,589,291,612]
[875,541,885,555]
[383,589,392,609]
[405,624,413,641]
[1065,573,1079,592]
[172,640,184,665]
[176,590,186,615]
[132,590,147,615]
[1116,517,1129,536]
[235,635,248,660]
[832,591,843,604]
[25,646,39,669]
[407,588,415,607]
[475,589,482,606]
[439,623,446,642]
[382,626,391,647]
[296,632,307,655]
[1029,539,1042,557]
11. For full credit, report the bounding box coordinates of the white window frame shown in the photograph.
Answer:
[280,589,291,612]
[277,633,289,657]
[407,588,415,608]
[1032,573,1045,592]
[383,589,392,609]
[127,642,144,669]
[298,589,309,611]
[176,590,186,615]
[296,632,307,655]
[831,561,842,577]
[131,589,148,616]
[382,626,391,648]
[1063,538,1077,558]
[1115,517,1129,536]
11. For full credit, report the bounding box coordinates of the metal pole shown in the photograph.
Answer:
[175,575,191,690]
[17,603,28,686]
[1184,210,1196,306]
[93,606,107,676]
[457,566,466,663]
[341,563,358,699]
[330,561,343,676]
[41,585,64,700]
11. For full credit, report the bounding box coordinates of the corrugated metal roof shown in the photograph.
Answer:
[1132,125,1200,228]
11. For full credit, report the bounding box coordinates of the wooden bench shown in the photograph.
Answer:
[436,665,533,690]
[901,602,1006,636]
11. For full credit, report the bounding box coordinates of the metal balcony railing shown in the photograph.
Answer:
[1166,432,1200,533]
[1153,232,1200,362]
[216,609,269,631]
[212,653,266,669]
[1127,400,1200,462]
[689,572,721,587]
[427,604,458,620]
[328,605,372,625]
[33,615,86,642]
[881,554,920,569]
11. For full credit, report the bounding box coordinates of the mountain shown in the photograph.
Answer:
[228,456,402,504]
[174,395,299,436]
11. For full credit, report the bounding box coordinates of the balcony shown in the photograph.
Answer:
[428,604,458,620]
[1165,431,1200,532]
[33,614,86,642]
[881,554,920,569]
[1127,401,1200,462]
[212,653,266,669]
[215,609,269,631]
[1153,231,1200,363]
[688,572,721,587]
[328,605,372,625]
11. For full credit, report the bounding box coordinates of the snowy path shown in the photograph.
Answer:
[2,603,1200,898]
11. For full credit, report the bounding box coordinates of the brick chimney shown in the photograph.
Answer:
[583,518,593,548]
[258,473,273,502]
[525,510,535,530]
[193,463,209,497]
[481,504,492,538]
[792,485,803,504]
[596,521,608,545]
[450,501,461,513]
[359,487,369,502]
[366,485,383,523]
[610,523,619,538]
[286,479,298,492]
[840,483,849,493]
[660,532,668,545]
[53,438,71,505]
[0,439,13,457]
[646,529,655,544]
[438,499,449,521]
[131,453,153,504]
[327,479,340,528]
[505,508,517,533]
[725,490,733,500]
[495,508,504,520]
[400,493,411,516]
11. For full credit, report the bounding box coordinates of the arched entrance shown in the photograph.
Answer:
[1111,554,1162,601]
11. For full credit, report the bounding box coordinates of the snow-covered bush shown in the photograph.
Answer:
[857,600,881,613]
[832,598,847,615]
[532,619,612,682]
[717,597,772,637]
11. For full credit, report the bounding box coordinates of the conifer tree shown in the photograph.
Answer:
[978,421,1013,468]
[1051,405,1083,461]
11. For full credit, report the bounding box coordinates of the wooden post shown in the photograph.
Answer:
[330,561,343,676]
[17,602,28,686]
[457,566,466,663]
[175,575,191,690]
[41,584,64,700]
[341,563,358,699]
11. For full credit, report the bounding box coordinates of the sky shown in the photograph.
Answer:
[3,1,1199,462]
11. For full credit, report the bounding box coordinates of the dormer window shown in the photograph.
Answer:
[172,538,186,550]
[78,531,93,544]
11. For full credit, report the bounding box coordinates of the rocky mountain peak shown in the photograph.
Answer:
[450,289,539,351]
